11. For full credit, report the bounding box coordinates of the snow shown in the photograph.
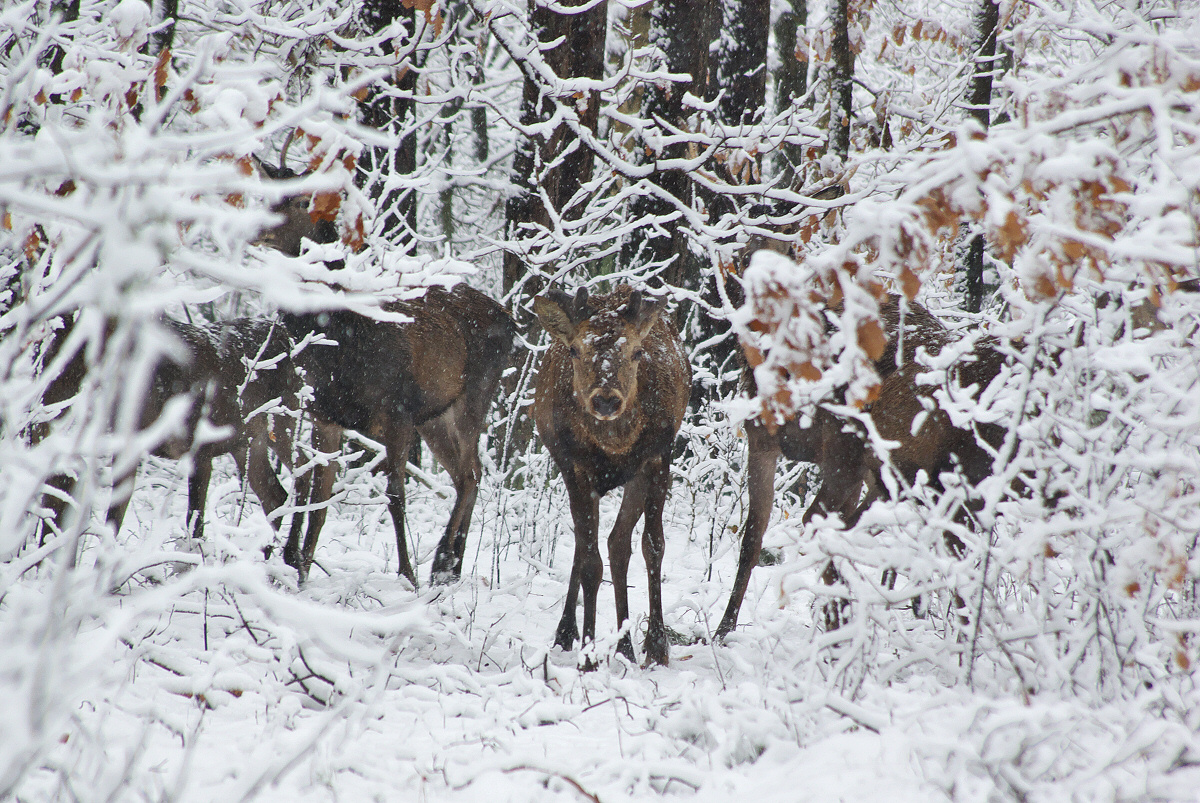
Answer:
[4,440,1199,801]
[5,0,1200,799]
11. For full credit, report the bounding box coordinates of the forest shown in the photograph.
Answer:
[2,0,1200,800]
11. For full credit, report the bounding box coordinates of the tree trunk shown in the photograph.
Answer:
[964,0,1000,312]
[829,0,853,162]
[359,1,419,253]
[774,0,808,188]
[621,0,718,290]
[714,0,770,128]
[502,0,608,300]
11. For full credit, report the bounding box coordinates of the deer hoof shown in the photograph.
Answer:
[554,621,578,652]
[429,548,461,586]
[429,567,459,586]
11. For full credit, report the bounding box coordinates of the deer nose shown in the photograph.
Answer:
[589,390,624,419]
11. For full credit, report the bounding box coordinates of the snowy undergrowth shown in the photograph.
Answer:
[5,438,1199,803]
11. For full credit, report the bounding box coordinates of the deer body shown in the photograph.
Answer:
[281,283,517,586]
[533,286,691,667]
[40,316,311,548]
[717,297,1007,637]
[253,157,517,586]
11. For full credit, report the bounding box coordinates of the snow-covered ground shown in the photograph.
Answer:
[6,442,1198,803]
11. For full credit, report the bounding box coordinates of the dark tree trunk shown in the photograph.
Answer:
[714,0,770,128]
[829,0,853,162]
[621,0,718,291]
[965,0,1001,313]
[43,0,82,109]
[706,0,770,227]
[503,74,541,297]
[359,1,419,253]
[153,0,178,54]
[502,0,608,300]
[774,0,808,187]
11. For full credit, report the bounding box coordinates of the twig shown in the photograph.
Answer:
[499,766,601,803]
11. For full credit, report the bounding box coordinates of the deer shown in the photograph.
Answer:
[532,285,691,668]
[715,294,1009,638]
[250,156,518,586]
[36,314,316,552]
[277,287,518,586]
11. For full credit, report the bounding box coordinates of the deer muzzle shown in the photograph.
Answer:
[587,389,626,420]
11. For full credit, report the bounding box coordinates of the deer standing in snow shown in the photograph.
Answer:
[533,285,691,667]
[37,315,315,550]
[717,295,1008,637]
[254,159,518,585]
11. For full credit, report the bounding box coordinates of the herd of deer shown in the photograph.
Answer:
[32,180,1031,670]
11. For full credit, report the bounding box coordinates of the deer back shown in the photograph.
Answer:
[149,318,301,460]
[286,284,516,435]
[533,285,691,494]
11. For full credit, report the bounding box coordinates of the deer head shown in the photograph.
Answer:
[535,286,663,422]
[251,150,340,258]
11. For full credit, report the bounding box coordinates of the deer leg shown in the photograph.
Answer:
[559,470,600,666]
[641,454,671,667]
[717,423,780,639]
[382,418,418,587]
[555,561,582,652]
[295,420,341,584]
[420,409,482,584]
[106,463,139,537]
[240,436,290,534]
[185,452,214,541]
[608,471,648,663]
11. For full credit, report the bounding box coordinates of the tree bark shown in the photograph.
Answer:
[829,0,853,162]
[774,0,808,188]
[964,0,1000,312]
[620,0,718,290]
[714,0,770,128]
[502,0,608,300]
[359,1,419,253]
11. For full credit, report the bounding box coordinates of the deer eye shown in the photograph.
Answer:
[633,348,646,362]
[569,345,580,359]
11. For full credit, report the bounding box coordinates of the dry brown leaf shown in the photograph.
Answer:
[899,265,921,300]
[858,318,887,361]
[793,361,822,381]
[996,210,1027,260]
[22,229,42,262]
[310,191,341,223]
[154,48,171,101]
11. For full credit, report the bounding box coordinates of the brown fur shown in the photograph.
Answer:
[533,285,691,667]
[252,159,518,586]
[282,284,517,586]
[717,297,1008,637]
[37,316,313,550]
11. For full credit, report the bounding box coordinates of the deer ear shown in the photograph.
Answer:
[624,291,662,339]
[534,292,580,344]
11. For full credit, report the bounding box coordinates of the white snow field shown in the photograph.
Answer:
[5,432,1198,803]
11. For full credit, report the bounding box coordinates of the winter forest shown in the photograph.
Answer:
[3,0,1200,799]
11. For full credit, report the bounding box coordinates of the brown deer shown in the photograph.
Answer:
[253,156,519,586]
[37,315,315,550]
[278,287,517,586]
[716,296,1008,638]
[533,285,691,667]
